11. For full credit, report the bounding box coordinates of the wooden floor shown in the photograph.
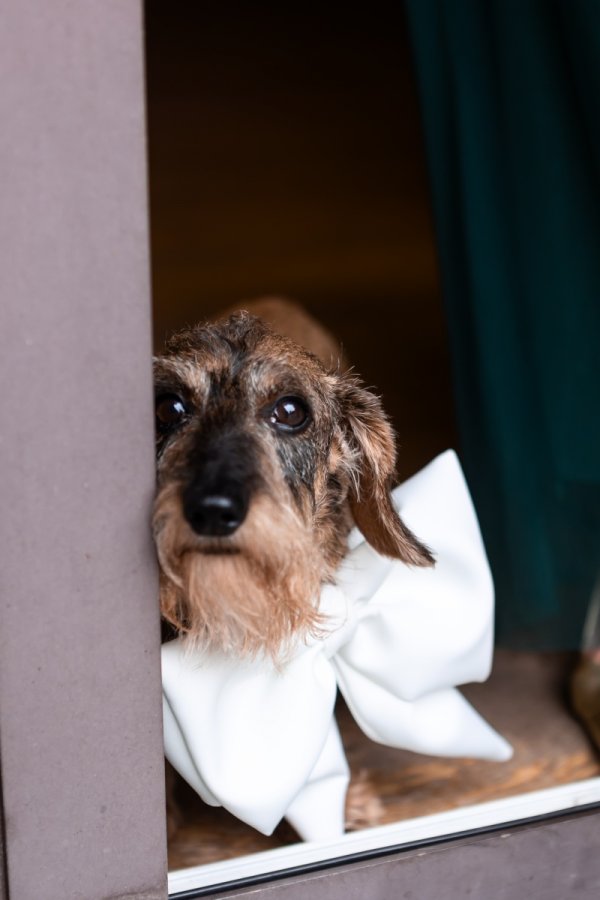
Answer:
[167,651,600,870]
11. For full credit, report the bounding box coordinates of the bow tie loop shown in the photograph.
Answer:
[162,450,512,841]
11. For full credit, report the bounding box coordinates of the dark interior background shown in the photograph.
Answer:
[145,2,458,477]
[143,6,600,871]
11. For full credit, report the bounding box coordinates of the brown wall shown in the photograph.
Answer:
[146,3,458,478]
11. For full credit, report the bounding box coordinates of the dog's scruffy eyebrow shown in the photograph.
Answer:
[153,354,209,398]
[153,376,189,398]
[248,358,321,395]
[258,379,315,402]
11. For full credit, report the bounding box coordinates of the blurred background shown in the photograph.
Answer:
[145,2,457,482]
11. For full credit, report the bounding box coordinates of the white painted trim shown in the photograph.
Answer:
[168,776,600,895]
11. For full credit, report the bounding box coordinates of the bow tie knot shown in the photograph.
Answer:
[162,450,512,841]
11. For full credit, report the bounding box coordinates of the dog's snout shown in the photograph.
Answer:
[183,487,249,537]
[180,426,259,538]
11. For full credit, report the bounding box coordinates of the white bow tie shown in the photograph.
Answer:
[162,450,512,841]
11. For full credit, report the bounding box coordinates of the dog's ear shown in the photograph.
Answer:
[335,375,434,566]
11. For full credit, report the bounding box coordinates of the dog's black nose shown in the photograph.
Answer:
[183,490,248,537]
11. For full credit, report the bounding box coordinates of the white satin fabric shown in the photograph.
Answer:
[162,450,512,841]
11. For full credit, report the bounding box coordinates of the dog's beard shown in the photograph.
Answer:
[154,485,326,658]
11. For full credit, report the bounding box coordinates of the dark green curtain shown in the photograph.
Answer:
[404,1,600,648]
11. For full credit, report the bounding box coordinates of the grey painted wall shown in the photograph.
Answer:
[0,2,167,898]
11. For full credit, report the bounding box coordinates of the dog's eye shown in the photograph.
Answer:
[155,394,189,433]
[268,396,311,433]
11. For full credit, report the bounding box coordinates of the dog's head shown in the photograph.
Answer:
[153,312,433,656]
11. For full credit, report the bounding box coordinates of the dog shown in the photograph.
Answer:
[155,299,434,841]
[153,300,433,661]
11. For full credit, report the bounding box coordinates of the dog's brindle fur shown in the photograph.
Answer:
[153,310,433,659]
